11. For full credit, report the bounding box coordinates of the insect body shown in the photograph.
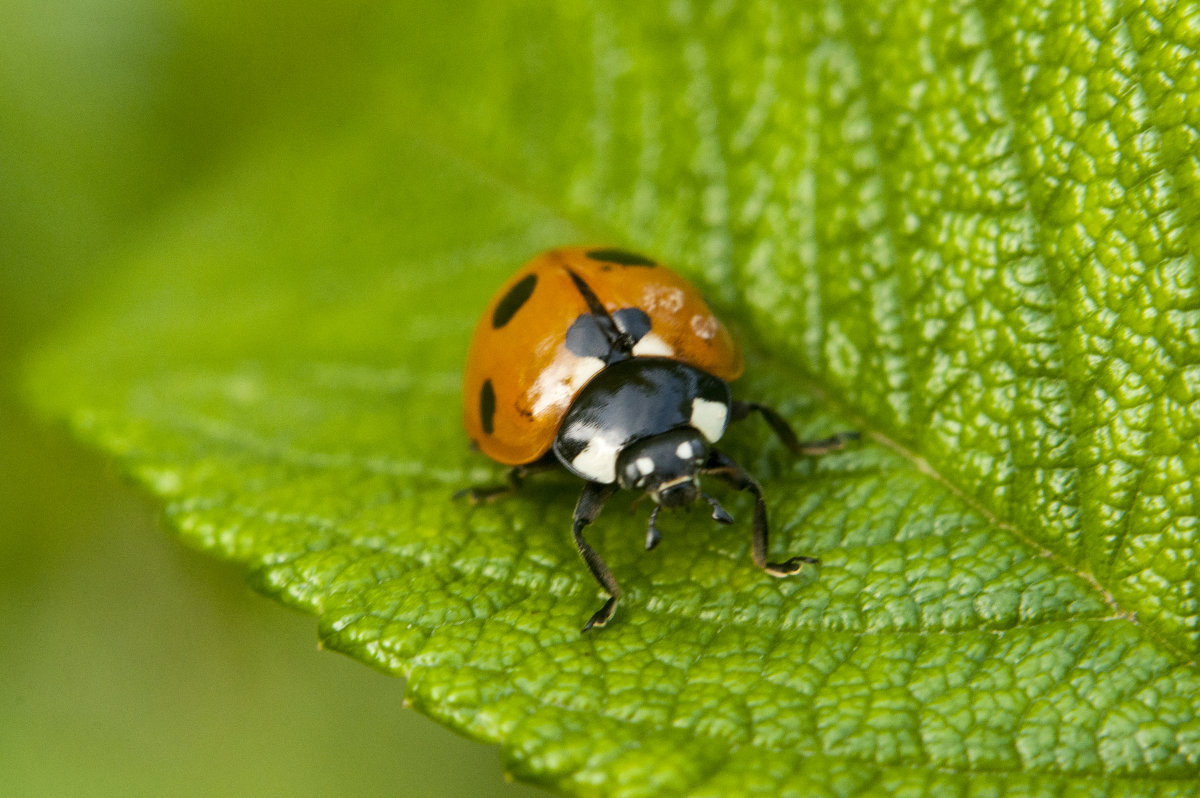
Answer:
[461,247,855,631]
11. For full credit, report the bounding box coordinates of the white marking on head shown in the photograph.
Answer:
[690,398,728,443]
[635,456,656,476]
[571,437,620,484]
[675,441,695,460]
[631,332,674,358]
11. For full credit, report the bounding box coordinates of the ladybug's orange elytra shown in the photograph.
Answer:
[463,247,742,465]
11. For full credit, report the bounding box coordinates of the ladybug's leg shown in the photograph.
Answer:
[454,452,559,504]
[572,481,620,632]
[729,401,859,455]
[701,450,820,577]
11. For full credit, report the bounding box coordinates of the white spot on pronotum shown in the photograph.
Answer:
[635,456,656,476]
[690,398,728,443]
[675,441,694,460]
[631,332,674,358]
[571,437,620,484]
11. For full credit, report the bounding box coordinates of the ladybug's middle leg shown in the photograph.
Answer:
[729,401,859,455]
[454,452,559,504]
[702,450,820,577]
[571,481,620,632]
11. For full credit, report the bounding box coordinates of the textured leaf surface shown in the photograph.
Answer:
[23,1,1200,795]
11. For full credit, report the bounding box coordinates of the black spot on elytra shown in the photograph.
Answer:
[585,248,657,267]
[480,380,496,434]
[492,274,538,328]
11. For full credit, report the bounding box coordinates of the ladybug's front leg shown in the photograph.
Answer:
[702,451,820,577]
[730,401,859,455]
[571,481,620,632]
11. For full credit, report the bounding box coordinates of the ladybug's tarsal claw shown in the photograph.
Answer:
[794,431,860,455]
[453,487,492,505]
[581,597,617,633]
[765,555,820,577]
[702,492,733,525]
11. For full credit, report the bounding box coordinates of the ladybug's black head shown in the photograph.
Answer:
[616,428,709,507]
[615,427,735,551]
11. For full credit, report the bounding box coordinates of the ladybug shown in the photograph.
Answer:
[461,247,856,631]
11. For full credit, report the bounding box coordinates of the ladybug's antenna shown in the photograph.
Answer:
[564,267,636,357]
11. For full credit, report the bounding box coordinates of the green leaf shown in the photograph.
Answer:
[21,1,1200,796]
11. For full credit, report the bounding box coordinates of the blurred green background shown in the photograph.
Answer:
[0,1,541,794]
